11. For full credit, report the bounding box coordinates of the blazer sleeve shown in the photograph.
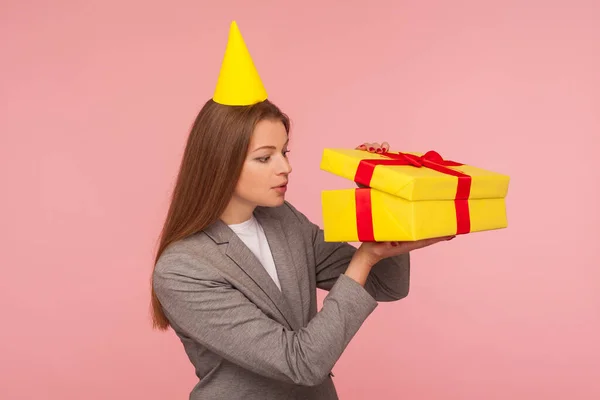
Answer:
[153,252,378,387]
[284,202,411,302]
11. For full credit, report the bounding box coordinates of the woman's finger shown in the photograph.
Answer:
[356,142,390,153]
[412,236,453,249]
[392,236,453,253]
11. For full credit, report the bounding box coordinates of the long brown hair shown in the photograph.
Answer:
[150,98,290,330]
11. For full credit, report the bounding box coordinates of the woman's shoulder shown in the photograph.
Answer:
[154,232,222,280]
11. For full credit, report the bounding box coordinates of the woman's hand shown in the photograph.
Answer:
[357,236,454,266]
[345,236,454,286]
[355,141,390,188]
[355,141,390,154]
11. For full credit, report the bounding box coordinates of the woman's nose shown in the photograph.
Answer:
[277,155,292,174]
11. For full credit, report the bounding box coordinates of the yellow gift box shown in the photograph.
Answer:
[319,148,510,242]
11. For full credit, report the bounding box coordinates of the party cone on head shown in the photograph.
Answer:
[213,21,268,106]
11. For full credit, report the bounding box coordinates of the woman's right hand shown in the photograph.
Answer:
[345,236,454,286]
[356,237,454,266]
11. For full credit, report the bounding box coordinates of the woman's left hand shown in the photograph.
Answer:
[355,141,390,154]
[355,141,390,188]
[357,236,455,265]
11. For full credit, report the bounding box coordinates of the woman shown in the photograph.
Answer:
[150,21,450,400]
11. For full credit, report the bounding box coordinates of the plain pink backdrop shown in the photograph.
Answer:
[1,0,599,399]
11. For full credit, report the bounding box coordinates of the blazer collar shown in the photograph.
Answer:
[203,208,304,330]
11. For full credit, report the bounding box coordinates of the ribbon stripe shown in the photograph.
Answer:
[353,150,472,241]
[355,189,375,242]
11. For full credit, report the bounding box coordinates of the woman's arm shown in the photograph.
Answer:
[153,250,378,387]
[284,201,411,301]
[284,201,450,301]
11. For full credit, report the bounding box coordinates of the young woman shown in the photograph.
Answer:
[150,97,451,399]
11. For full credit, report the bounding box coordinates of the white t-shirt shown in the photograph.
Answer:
[228,216,282,291]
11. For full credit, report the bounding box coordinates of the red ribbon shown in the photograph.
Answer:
[353,150,472,241]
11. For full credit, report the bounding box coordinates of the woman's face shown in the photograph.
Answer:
[232,118,292,209]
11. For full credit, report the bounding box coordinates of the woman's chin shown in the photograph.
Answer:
[259,196,286,208]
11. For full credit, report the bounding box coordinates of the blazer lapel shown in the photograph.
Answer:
[203,218,301,331]
[255,210,306,328]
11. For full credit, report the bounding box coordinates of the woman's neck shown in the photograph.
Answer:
[220,197,255,225]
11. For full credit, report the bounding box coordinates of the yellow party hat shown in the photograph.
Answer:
[213,21,268,106]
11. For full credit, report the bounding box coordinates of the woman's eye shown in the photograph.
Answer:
[256,150,289,163]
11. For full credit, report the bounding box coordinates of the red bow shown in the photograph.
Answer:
[353,150,472,241]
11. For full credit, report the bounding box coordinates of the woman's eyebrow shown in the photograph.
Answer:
[251,139,289,152]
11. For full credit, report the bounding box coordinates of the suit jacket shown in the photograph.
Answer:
[153,201,410,399]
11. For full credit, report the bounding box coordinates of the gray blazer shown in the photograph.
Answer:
[153,201,410,399]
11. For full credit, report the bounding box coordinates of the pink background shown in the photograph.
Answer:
[1,0,599,399]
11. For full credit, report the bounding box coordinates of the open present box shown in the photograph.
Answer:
[319,148,510,242]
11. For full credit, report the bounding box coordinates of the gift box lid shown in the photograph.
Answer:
[320,148,510,201]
